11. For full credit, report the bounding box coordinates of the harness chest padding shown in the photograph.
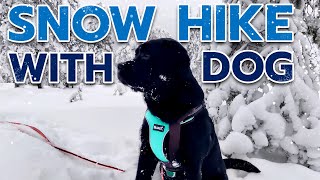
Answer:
[145,110,170,162]
[145,110,195,163]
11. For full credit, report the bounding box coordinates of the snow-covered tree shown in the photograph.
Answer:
[148,28,172,40]
[303,0,320,45]
[203,0,320,171]
[186,30,204,82]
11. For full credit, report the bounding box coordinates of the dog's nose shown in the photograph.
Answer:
[117,63,125,71]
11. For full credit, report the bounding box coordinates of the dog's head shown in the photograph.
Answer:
[117,38,191,92]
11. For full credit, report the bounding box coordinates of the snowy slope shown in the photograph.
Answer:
[0,85,320,180]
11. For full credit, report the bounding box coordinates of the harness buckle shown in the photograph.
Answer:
[162,162,180,178]
[162,160,183,178]
[171,160,181,168]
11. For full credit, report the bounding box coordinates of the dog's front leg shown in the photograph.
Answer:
[184,159,203,180]
[136,119,159,180]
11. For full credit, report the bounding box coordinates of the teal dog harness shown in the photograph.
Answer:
[144,104,204,175]
[145,110,194,163]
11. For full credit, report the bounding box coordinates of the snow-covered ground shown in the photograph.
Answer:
[0,84,320,180]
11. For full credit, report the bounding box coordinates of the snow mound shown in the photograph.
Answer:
[293,124,320,148]
[220,132,254,155]
[217,116,231,139]
[229,94,246,117]
[280,137,299,155]
[233,158,320,180]
[232,106,256,132]
[0,125,71,180]
[252,130,268,147]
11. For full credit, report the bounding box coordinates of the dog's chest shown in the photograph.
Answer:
[145,110,194,163]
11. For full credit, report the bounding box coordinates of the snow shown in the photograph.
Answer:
[207,89,228,119]
[246,89,287,140]
[232,106,256,132]
[252,130,268,148]
[280,137,299,155]
[0,85,145,180]
[217,116,231,139]
[229,94,246,117]
[207,89,228,108]
[0,85,320,179]
[231,158,320,180]
[0,125,71,180]
[307,148,320,159]
[220,132,254,155]
[293,124,320,148]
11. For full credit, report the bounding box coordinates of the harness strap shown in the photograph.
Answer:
[165,104,204,169]
[145,103,204,169]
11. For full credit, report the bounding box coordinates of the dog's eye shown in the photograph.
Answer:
[140,53,151,60]
[135,47,141,56]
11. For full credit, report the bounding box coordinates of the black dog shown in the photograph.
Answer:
[118,38,260,180]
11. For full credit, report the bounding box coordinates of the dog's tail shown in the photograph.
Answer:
[223,158,261,173]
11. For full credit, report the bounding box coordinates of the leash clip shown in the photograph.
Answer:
[162,163,177,178]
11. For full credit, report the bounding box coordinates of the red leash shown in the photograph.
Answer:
[0,121,125,173]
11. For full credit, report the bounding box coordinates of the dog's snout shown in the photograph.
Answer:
[118,61,135,71]
[117,63,125,71]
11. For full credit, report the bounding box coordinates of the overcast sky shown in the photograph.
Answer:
[77,0,222,38]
